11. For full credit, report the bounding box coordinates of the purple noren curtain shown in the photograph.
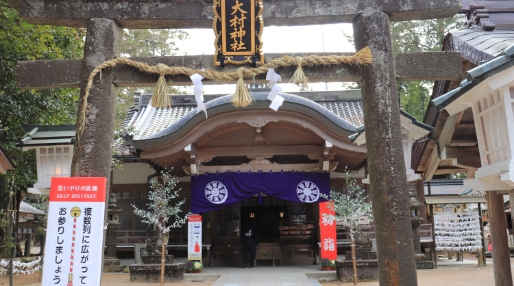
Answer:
[190,171,329,213]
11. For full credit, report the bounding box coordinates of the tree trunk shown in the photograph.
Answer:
[353,12,418,286]
[351,238,358,285]
[0,175,11,257]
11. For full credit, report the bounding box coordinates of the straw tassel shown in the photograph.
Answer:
[289,57,309,90]
[231,67,254,108]
[151,63,172,108]
[352,46,372,65]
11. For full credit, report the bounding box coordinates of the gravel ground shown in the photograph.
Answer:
[0,253,504,286]
[0,266,501,286]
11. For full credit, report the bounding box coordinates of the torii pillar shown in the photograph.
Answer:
[72,18,121,180]
[70,18,122,276]
[354,13,417,285]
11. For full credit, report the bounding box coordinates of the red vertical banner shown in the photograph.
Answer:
[319,201,337,260]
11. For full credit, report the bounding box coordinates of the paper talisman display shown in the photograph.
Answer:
[319,201,337,260]
[188,215,202,261]
[42,177,106,286]
[434,210,483,252]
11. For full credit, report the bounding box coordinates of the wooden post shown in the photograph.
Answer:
[23,233,31,257]
[353,12,418,286]
[160,228,165,286]
[487,191,513,286]
[478,203,485,267]
[351,239,358,285]
[430,204,437,269]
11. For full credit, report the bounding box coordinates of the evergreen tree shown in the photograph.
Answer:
[0,1,84,257]
[391,16,465,121]
[132,170,188,286]
[343,16,465,121]
[115,29,190,128]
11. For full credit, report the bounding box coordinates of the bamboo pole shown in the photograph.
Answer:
[351,239,358,285]
[160,228,165,286]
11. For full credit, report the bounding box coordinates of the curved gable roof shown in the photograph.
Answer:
[132,91,360,149]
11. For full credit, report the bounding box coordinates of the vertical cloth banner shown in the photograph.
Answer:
[319,201,337,260]
[191,172,329,213]
[187,215,202,261]
[42,177,106,286]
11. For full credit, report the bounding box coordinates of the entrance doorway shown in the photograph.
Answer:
[241,205,288,242]
[211,195,318,266]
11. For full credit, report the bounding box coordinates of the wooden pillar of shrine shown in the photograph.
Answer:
[487,191,513,286]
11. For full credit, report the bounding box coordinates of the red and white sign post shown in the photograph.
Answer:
[42,177,106,286]
[319,201,337,260]
[187,215,202,261]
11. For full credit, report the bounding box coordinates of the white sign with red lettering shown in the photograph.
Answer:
[42,177,106,286]
[187,215,202,261]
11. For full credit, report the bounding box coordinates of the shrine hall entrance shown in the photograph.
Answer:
[211,195,318,266]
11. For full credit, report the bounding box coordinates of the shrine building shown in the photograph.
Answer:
[19,87,440,266]
[112,89,369,266]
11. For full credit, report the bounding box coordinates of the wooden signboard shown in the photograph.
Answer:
[213,0,264,66]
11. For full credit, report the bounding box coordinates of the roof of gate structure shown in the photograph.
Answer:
[122,89,368,175]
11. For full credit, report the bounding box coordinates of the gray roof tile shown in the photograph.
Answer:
[127,94,365,140]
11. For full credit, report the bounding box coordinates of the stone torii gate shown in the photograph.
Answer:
[8,1,463,285]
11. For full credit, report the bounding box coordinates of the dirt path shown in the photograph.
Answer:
[0,266,499,286]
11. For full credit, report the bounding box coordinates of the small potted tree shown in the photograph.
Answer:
[321,170,374,284]
[131,169,189,285]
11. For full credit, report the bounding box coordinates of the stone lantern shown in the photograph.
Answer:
[409,186,424,252]
[104,193,124,272]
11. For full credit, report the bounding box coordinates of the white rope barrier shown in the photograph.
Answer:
[0,257,42,275]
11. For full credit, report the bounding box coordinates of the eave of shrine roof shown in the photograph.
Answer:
[131,91,362,149]
[447,28,514,65]
[17,124,76,148]
[433,43,514,111]
[348,109,433,143]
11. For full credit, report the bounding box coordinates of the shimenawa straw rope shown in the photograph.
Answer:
[76,47,372,145]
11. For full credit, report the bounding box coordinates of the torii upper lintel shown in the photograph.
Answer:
[6,0,461,28]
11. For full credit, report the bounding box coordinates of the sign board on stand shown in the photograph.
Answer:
[188,215,202,261]
[42,177,106,285]
[319,201,337,260]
